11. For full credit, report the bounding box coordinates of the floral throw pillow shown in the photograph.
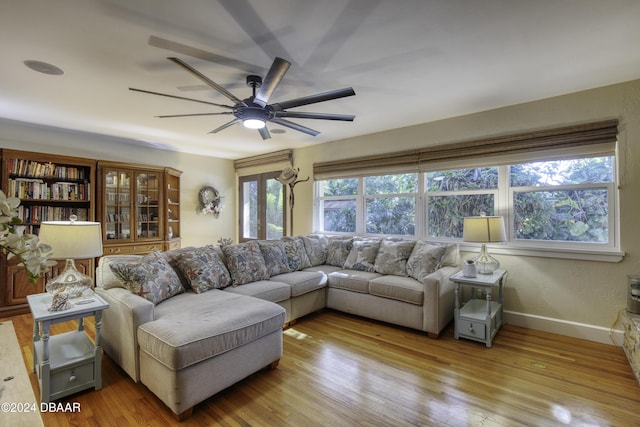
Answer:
[301,235,328,266]
[406,241,447,282]
[282,237,311,271]
[326,238,353,267]
[258,240,292,276]
[109,251,184,305]
[373,239,416,276]
[173,245,232,293]
[221,241,270,285]
[344,239,381,272]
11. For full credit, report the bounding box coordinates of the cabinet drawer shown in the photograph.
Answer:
[104,244,162,255]
[50,362,95,396]
[166,239,181,250]
[457,319,486,340]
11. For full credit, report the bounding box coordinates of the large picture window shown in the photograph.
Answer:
[315,155,617,254]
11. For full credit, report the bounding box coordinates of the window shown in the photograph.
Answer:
[239,172,285,241]
[315,156,618,255]
[365,174,417,236]
[426,167,498,239]
[317,174,417,236]
[510,157,614,244]
[318,178,358,233]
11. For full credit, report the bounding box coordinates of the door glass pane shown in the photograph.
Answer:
[242,180,258,239]
[266,177,284,240]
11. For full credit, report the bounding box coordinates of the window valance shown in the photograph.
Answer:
[313,120,618,179]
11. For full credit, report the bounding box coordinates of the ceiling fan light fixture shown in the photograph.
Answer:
[243,118,266,129]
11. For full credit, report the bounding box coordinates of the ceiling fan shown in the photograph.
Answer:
[130,57,356,140]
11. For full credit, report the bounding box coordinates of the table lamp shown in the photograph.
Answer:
[462,214,506,274]
[38,216,103,298]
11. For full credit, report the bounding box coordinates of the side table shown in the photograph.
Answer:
[451,269,507,347]
[26,292,109,403]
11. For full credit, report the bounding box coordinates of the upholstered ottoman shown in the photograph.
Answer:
[136,290,286,419]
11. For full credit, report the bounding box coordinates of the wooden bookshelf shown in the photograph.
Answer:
[0,149,96,316]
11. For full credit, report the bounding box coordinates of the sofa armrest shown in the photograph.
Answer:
[95,287,154,382]
[421,265,459,335]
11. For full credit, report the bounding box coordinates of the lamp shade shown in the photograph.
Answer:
[38,221,103,259]
[463,216,506,243]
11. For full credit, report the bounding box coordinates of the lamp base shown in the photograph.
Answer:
[46,259,93,298]
[474,243,500,274]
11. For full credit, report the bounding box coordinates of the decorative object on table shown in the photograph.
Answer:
[48,289,71,312]
[38,215,103,299]
[462,259,477,278]
[462,214,506,274]
[197,185,223,217]
[0,189,55,281]
[276,167,309,234]
[217,237,233,246]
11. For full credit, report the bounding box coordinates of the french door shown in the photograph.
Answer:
[238,172,286,241]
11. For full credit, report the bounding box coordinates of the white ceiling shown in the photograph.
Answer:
[2,0,639,159]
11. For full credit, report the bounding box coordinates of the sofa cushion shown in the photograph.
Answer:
[325,238,353,267]
[270,271,327,297]
[301,235,328,266]
[109,251,184,305]
[282,237,312,271]
[373,239,416,276]
[222,241,270,285]
[96,254,143,290]
[406,241,447,282]
[257,240,292,276]
[224,279,291,303]
[138,290,286,371]
[369,275,424,305]
[343,239,381,272]
[171,245,232,293]
[328,270,382,293]
[440,243,460,267]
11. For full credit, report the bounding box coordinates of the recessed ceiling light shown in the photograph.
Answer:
[24,60,64,76]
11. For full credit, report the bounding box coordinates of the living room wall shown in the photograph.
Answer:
[0,118,236,248]
[291,79,640,345]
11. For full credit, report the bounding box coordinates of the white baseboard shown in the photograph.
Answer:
[504,310,624,347]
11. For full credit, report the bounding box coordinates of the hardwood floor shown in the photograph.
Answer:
[4,310,640,426]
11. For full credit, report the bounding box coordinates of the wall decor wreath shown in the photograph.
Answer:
[197,185,223,217]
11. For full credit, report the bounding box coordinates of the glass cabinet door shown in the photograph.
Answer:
[135,171,162,240]
[104,169,132,241]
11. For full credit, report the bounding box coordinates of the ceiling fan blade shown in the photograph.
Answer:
[168,57,244,104]
[274,111,355,121]
[156,112,233,118]
[209,118,242,134]
[129,88,234,109]
[270,118,320,137]
[272,87,355,110]
[258,127,271,140]
[254,57,291,107]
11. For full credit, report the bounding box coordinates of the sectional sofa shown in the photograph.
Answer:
[94,235,459,418]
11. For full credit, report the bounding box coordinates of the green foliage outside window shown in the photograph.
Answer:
[317,156,614,245]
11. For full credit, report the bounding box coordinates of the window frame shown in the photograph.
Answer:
[314,156,622,262]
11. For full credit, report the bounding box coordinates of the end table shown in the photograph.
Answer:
[451,269,507,347]
[27,292,109,403]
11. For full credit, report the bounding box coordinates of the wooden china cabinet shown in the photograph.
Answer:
[0,149,95,317]
[97,161,181,256]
